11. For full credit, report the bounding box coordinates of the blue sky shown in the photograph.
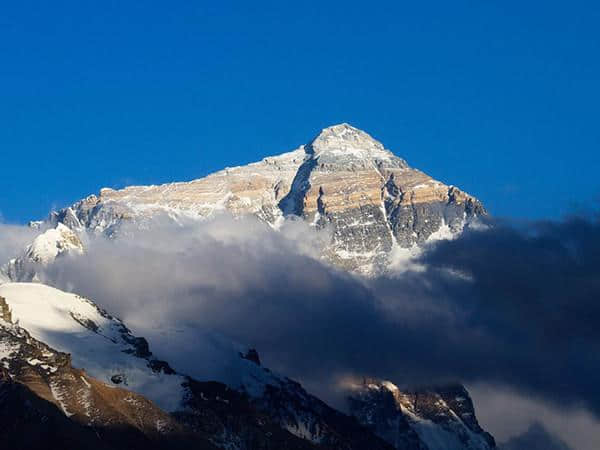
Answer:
[1,1,599,223]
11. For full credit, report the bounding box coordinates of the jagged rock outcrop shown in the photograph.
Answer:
[346,379,495,450]
[251,375,393,449]
[279,124,484,273]
[176,377,393,450]
[47,123,484,275]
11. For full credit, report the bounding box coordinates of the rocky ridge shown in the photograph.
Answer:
[0,283,186,412]
[346,379,495,450]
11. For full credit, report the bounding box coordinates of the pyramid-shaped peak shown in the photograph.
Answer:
[306,123,391,159]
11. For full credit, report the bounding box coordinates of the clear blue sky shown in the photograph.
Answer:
[1,1,599,223]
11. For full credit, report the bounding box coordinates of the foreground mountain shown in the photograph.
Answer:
[0,295,213,449]
[0,279,495,449]
[0,283,393,449]
[0,283,187,411]
[47,123,484,275]
[0,296,325,450]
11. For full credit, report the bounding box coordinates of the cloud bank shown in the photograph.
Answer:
[470,383,597,450]
[498,421,572,450]
[10,212,600,445]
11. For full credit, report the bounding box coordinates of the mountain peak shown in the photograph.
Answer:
[305,123,391,159]
[2,223,84,282]
[318,122,362,135]
[43,123,484,275]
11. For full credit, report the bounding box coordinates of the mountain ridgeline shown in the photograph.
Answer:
[48,123,484,275]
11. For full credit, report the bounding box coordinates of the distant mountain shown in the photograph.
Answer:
[346,379,495,450]
[45,123,484,276]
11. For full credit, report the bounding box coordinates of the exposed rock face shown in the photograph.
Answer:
[50,148,305,234]
[279,124,484,273]
[177,377,393,450]
[48,123,484,275]
[0,377,203,450]
[251,376,393,450]
[0,316,314,449]
[346,379,495,450]
[0,296,11,322]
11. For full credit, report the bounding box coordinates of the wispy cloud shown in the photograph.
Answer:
[0,223,39,268]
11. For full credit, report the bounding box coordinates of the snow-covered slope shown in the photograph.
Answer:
[0,281,337,424]
[0,283,186,411]
[0,313,182,439]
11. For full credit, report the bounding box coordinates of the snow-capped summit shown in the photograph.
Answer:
[25,223,83,265]
[306,123,396,162]
[44,124,484,275]
[2,223,84,282]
